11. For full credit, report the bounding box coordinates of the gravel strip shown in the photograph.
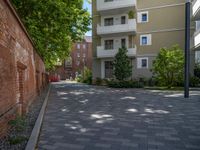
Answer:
[0,86,49,150]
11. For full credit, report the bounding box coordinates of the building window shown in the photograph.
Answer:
[83,53,86,58]
[140,34,152,46]
[195,51,200,63]
[138,11,148,23]
[142,13,148,22]
[105,40,114,50]
[137,58,148,69]
[83,44,86,49]
[64,57,72,68]
[104,18,114,26]
[141,59,147,68]
[77,53,80,58]
[105,61,113,78]
[76,60,80,66]
[121,16,126,24]
[77,44,80,49]
[121,38,126,48]
[142,37,147,45]
[105,0,113,2]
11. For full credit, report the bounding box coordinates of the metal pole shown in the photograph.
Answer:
[184,0,191,98]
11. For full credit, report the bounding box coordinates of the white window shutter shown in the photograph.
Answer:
[137,58,142,69]
[137,12,142,23]
[147,34,152,45]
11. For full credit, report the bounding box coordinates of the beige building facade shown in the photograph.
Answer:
[92,0,194,79]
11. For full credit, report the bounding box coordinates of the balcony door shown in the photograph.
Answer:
[105,40,114,50]
[104,18,113,26]
[121,16,126,24]
[105,61,113,78]
[121,38,126,48]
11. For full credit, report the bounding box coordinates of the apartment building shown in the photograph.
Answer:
[92,0,194,79]
[51,36,92,80]
[192,0,200,62]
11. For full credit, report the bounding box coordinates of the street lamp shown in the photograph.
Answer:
[184,0,191,98]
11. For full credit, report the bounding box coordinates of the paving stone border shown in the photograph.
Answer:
[25,84,51,150]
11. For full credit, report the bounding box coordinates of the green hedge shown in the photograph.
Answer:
[107,80,144,88]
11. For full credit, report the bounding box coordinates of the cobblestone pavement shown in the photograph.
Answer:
[38,81,200,150]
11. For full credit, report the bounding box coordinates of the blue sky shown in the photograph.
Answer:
[83,0,92,36]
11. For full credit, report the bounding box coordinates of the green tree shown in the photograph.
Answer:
[152,45,184,88]
[113,47,132,81]
[11,0,91,69]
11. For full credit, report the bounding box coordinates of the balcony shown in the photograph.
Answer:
[193,0,200,20]
[97,46,136,58]
[97,19,136,36]
[97,0,136,15]
[194,30,200,49]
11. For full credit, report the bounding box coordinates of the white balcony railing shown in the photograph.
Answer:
[97,0,136,12]
[97,19,136,35]
[193,0,200,18]
[97,46,137,58]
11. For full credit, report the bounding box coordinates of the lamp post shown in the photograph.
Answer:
[184,0,191,98]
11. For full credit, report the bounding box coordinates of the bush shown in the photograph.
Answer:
[76,67,92,85]
[8,136,28,145]
[152,45,184,88]
[194,63,200,78]
[147,77,158,86]
[75,74,82,82]
[95,77,102,85]
[113,47,132,81]
[128,10,135,19]
[82,67,92,84]
[107,80,144,88]
[8,116,26,132]
[190,76,200,87]
[8,116,28,145]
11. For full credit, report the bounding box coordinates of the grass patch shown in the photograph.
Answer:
[8,136,28,145]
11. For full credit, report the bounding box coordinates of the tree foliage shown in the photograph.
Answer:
[113,47,132,81]
[152,45,184,88]
[11,0,91,69]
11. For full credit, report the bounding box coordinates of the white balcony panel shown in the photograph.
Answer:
[193,0,200,20]
[97,19,136,36]
[194,31,200,49]
[97,0,136,14]
[97,46,136,58]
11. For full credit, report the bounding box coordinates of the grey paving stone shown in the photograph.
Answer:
[54,143,84,149]
[95,143,111,148]
[37,81,200,150]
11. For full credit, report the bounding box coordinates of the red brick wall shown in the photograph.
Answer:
[70,41,92,79]
[51,39,93,80]
[0,0,47,136]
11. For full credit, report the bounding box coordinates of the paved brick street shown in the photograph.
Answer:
[38,81,200,150]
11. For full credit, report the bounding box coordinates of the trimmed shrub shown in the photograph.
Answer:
[77,67,92,85]
[95,77,102,85]
[194,63,200,78]
[107,80,144,88]
[190,76,200,87]
[152,45,184,88]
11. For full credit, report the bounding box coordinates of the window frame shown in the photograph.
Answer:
[77,44,80,49]
[140,34,152,46]
[141,13,148,22]
[138,11,149,23]
[137,57,148,69]
[104,39,114,50]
